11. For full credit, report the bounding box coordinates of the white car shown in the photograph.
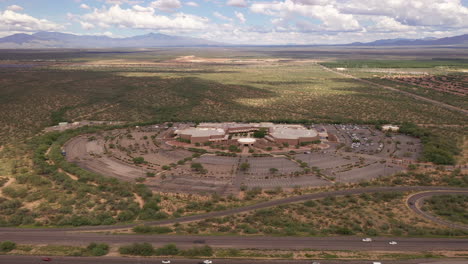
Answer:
[389,241,398,245]
[362,238,372,242]
[312,262,321,264]
[203,260,213,264]
[161,260,171,264]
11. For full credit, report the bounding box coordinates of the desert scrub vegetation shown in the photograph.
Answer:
[398,123,461,165]
[0,242,109,257]
[370,168,468,188]
[119,243,213,257]
[320,59,468,69]
[423,194,468,225]
[170,192,468,237]
[0,126,162,227]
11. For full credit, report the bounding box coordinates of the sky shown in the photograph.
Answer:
[0,0,467,45]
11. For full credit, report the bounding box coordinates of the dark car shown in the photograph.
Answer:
[42,257,52,261]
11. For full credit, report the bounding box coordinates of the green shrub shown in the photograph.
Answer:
[180,245,213,257]
[86,242,109,256]
[154,244,179,256]
[132,157,145,165]
[119,243,154,256]
[0,241,16,252]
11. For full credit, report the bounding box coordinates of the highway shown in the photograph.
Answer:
[1,255,468,264]
[1,186,467,264]
[3,255,468,264]
[1,231,468,251]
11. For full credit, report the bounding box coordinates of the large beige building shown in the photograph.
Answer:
[177,127,227,143]
[267,127,319,145]
[175,122,321,145]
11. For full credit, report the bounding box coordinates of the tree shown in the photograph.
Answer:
[240,162,250,171]
[253,128,268,138]
[191,163,206,174]
[132,157,145,164]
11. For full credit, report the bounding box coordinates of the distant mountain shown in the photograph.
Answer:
[0,32,223,48]
[348,34,468,46]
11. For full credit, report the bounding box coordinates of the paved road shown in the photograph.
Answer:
[0,187,467,257]
[1,231,468,251]
[319,64,468,116]
[0,256,467,264]
[408,191,468,231]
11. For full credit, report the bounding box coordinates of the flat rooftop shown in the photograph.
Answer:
[176,127,226,137]
[270,127,318,140]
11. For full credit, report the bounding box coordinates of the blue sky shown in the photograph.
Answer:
[0,0,467,44]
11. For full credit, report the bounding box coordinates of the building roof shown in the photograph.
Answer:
[238,138,256,144]
[270,127,318,140]
[176,127,226,138]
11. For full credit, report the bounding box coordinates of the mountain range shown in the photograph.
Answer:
[348,34,468,46]
[0,31,466,48]
[0,32,222,48]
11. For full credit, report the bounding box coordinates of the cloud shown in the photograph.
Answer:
[0,9,63,32]
[213,11,232,21]
[105,0,143,4]
[250,0,361,31]
[227,0,248,8]
[235,11,246,23]
[79,21,95,29]
[80,5,208,31]
[80,4,90,9]
[6,5,23,12]
[340,0,468,28]
[150,0,182,12]
[186,1,198,7]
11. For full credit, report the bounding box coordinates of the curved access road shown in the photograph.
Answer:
[0,186,466,233]
[407,190,468,231]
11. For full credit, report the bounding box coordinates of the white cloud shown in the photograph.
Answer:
[227,0,248,8]
[340,0,468,28]
[132,5,154,12]
[6,5,23,12]
[80,4,90,9]
[214,11,232,21]
[80,21,95,29]
[250,0,361,31]
[186,1,198,7]
[0,9,63,32]
[150,0,182,12]
[80,5,208,31]
[105,0,143,4]
[235,11,246,23]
